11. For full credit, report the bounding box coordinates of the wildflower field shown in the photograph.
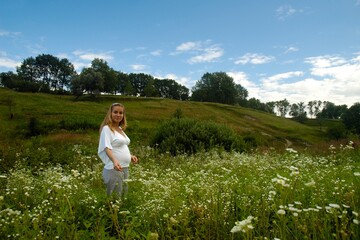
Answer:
[0,142,359,239]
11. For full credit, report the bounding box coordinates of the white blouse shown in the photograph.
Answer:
[98,125,131,169]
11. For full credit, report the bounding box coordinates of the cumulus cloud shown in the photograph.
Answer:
[305,54,360,100]
[0,57,20,69]
[305,55,347,69]
[188,46,223,64]
[262,71,304,86]
[227,71,254,87]
[235,53,275,65]
[250,54,360,106]
[173,40,223,63]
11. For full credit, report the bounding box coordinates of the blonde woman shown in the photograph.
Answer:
[98,103,138,196]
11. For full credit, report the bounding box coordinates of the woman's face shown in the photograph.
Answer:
[111,106,124,124]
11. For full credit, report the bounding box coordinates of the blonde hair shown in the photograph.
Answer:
[99,103,127,133]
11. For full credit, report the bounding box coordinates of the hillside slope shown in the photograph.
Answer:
[0,88,325,149]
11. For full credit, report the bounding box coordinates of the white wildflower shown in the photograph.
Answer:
[305,180,316,187]
[119,210,130,215]
[170,217,178,224]
[277,209,286,215]
[286,148,297,154]
[230,215,256,233]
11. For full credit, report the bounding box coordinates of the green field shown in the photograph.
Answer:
[0,88,329,150]
[0,88,359,239]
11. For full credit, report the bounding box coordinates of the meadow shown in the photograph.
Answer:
[0,88,359,239]
[1,142,359,239]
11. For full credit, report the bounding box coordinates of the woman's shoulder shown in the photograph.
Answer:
[101,125,112,133]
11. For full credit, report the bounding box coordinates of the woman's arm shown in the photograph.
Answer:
[105,148,122,171]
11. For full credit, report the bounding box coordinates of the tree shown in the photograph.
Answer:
[154,78,189,100]
[144,78,158,97]
[318,101,347,119]
[128,73,153,96]
[307,100,316,118]
[314,100,323,117]
[0,71,19,89]
[57,58,76,91]
[71,68,104,97]
[275,99,290,117]
[16,54,75,92]
[17,57,37,82]
[191,72,238,105]
[91,58,118,94]
[290,102,307,123]
[265,101,276,114]
[235,84,248,106]
[342,102,360,134]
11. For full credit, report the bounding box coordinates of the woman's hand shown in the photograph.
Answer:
[131,155,138,164]
[113,159,123,171]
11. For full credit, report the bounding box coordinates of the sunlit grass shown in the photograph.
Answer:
[1,142,359,239]
[0,87,327,149]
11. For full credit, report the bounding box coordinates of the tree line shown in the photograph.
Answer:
[0,54,189,100]
[1,54,359,136]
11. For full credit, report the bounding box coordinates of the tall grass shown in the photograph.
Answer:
[0,142,359,239]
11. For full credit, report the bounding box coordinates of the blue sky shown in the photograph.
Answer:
[1,0,360,106]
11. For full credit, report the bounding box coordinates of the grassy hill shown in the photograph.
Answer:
[0,88,330,151]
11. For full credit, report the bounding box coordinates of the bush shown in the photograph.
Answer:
[327,124,347,140]
[150,118,245,155]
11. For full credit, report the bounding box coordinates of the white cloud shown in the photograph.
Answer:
[150,50,162,56]
[130,64,147,71]
[235,53,275,65]
[0,57,21,69]
[176,41,202,52]
[249,54,360,106]
[305,54,360,102]
[305,55,347,69]
[188,46,223,64]
[173,40,223,64]
[227,71,254,88]
[262,71,303,86]
[73,50,113,61]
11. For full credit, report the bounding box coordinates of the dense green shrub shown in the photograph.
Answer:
[327,123,347,140]
[150,118,245,155]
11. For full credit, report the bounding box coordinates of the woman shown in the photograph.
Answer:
[98,103,138,196]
